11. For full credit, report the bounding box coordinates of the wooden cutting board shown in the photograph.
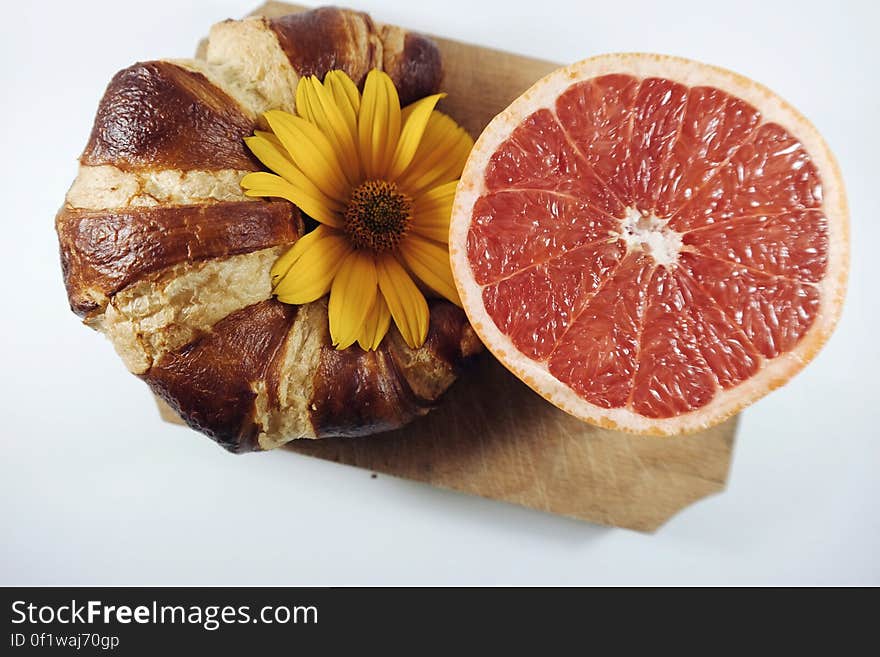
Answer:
[162,0,739,533]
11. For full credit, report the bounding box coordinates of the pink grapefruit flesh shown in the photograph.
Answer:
[449,54,848,435]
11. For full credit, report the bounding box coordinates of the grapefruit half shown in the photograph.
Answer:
[449,53,848,435]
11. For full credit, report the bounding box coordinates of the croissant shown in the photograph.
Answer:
[56,6,479,453]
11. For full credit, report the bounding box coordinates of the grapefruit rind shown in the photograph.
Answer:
[449,53,849,436]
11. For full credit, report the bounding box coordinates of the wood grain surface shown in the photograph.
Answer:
[163,0,738,532]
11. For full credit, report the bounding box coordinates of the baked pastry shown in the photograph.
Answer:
[56,7,479,453]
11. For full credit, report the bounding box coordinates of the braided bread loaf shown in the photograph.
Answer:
[56,7,480,452]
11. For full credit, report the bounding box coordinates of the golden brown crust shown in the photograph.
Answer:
[81,61,259,171]
[268,8,381,88]
[308,343,430,438]
[422,301,481,370]
[380,28,444,107]
[308,303,478,438]
[144,300,298,452]
[57,200,301,316]
[143,299,478,451]
[58,9,475,450]
[268,7,443,106]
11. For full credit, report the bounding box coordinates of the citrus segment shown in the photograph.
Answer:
[554,74,639,203]
[625,78,689,212]
[450,54,848,435]
[546,254,654,408]
[682,209,828,282]
[677,252,821,360]
[627,265,718,417]
[669,123,823,232]
[652,88,761,217]
[481,240,625,360]
[667,266,760,390]
[466,190,619,285]
[483,109,623,216]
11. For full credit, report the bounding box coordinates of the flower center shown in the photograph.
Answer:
[344,180,412,252]
[618,207,683,266]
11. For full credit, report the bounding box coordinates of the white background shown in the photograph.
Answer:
[1,0,877,585]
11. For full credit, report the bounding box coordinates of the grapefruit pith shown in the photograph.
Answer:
[449,53,848,435]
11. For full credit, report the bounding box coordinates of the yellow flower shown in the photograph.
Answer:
[241,69,473,350]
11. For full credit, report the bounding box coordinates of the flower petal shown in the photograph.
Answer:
[358,70,401,180]
[387,93,445,181]
[254,129,285,150]
[399,234,461,306]
[377,255,429,349]
[244,136,344,213]
[357,292,392,351]
[297,76,361,185]
[397,111,473,196]
[273,227,351,304]
[322,72,360,145]
[241,172,342,228]
[295,77,316,122]
[329,250,379,349]
[270,224,330,284]
[357,71,380,180]
[410,210,451,243]
[325,70,360,123]
[264,109,350,202]
[377,71,402,178]
[410,180,459,243]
